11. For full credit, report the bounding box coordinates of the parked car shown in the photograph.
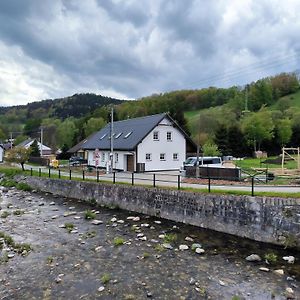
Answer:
[69,156,87,166]
[181,156,223,171]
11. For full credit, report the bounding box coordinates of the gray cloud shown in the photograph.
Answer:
[0,0,299,106]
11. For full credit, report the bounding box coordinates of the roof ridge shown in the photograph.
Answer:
[107,112,166,125]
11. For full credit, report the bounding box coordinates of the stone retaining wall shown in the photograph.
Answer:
[15,175,300,248]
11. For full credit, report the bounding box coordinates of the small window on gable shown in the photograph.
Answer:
[100,133,107,140]
[160,153,166,161]
[167,131,172,141]
[153,131,159,141]
[124,132,132,138]
[115,133,122,139]
[173,153,178,160]
[146,153,152,161]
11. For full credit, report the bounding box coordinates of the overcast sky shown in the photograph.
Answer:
[0,0,299,106]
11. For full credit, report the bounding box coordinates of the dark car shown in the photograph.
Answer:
[69,156,87,166]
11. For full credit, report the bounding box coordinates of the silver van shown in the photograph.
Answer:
[182,156,223,170]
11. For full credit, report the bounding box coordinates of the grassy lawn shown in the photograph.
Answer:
[235,157,298,170]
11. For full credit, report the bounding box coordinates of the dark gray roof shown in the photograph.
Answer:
[83,113,169,150]
[18,138,33,147]
[68,132,98,153]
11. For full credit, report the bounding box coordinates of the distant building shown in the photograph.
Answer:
[71,113,196,172]
[17,138,52,157]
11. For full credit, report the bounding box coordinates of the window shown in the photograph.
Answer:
[124,132,132,138]
[115,153,119,162]
[101,152,105,162]
[160,153,166,161]
[167,131,172,141]
[153,131,159,141]
[146,153,152,161]
[173,153,178,160]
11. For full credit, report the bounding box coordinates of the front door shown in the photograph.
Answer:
[127,155,134,172]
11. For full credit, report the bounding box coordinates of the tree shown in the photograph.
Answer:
[0,127,6,142]
[277,119,292,147]
[6,147,31,171]
[241,110,274,151]
[57,118,78,148]
[83,117,106,137]
[202,141,221,156]
[214,124,229,156]
[30,140,40,157]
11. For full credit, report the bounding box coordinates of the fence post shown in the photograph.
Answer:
[82,170,85,181]
[265,167,268,184]
[132,172,134,185]
[251,176,254,196]
[39,168,41,177]
[48,168,51,178]
[97,170,99,183]
[58,169,61,179]
[69,169,72,180]
[153,174,156,188]
[113,172,116,184]
[208,177,211,193]
[30,168,33,176]
[178,175,180,190]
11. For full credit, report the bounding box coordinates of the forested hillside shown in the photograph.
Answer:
[0,72,299,157]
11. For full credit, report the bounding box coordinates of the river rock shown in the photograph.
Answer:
[185,236,194,242]
[162,243,173,250]
[259,267,270,272]
[133,217,140,221]
[154,220,161,224]
[110,217,117,222]
[274,269,284,275]
[245,254,261,262]
[117,219,124,224]
[91,220,103,225]
[195,248,205,254]
[285,287,294,299]
[158,234,165,239]
[179,245,189,251]
[98,286,105,292]
[283,256,295,264]
[189,278,196,285]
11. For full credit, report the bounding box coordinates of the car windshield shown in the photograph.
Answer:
[185,157,196,165]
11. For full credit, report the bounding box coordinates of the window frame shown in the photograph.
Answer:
[153,131,159,141]
[173,153,178,161]
[167,131,172,141]
[145,153,152,161]
[160,153,166,161]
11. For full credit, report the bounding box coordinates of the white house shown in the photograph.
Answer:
[0,145,4,163]
[18,138,52,156]
[81,113,196,172]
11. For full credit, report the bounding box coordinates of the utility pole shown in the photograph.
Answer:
[40,126,43,157]
[110,106,114,173]
[10,132,13,149]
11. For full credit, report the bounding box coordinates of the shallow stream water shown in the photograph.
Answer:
[0,187,299,299]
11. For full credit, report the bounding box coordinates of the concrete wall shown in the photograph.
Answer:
[16,175,300,248]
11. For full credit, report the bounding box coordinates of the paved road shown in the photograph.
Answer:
[25,165,300,194]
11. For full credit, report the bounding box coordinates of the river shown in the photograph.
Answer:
[0,186,299,299]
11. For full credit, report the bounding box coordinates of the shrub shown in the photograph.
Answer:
[84,210,96,220]
[113,237,125,246]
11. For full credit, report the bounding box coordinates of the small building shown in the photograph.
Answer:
[80,113,196,172]
[17,138,52,157]
[0,145,4,163]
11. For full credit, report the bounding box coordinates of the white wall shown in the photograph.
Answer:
[87,150,133,171]
[0,147,3,163]
[137,117,186,171]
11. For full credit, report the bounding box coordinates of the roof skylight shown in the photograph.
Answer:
[100,133,107,140]
[124,131,132,138]
[115,133,122,139]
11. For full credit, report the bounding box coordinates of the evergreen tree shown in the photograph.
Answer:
[214,124,229,156]
[30,140,40,157]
